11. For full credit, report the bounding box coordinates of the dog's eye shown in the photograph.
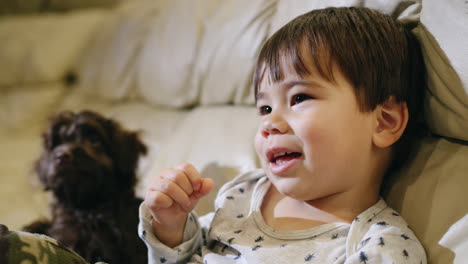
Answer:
[88,134,102,147]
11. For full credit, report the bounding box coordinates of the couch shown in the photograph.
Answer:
[0,0,466,263]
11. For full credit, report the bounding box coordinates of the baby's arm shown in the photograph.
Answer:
[144,163,214,247]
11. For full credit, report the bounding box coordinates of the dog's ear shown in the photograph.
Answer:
[105,119,148,190]
[43,121,58,151]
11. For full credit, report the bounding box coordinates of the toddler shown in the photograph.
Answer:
[139,7,427,263]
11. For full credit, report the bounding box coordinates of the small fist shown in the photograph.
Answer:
[144,163,214,229]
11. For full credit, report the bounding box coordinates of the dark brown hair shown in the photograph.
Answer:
[254,7,426,173]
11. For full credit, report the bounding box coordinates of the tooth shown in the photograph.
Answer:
[276,159,288,165]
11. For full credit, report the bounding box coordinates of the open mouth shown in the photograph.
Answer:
[266,149,303,174]
[269,151,302,165]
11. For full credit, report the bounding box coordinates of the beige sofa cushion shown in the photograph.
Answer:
[385,137,468,263]
[416,0,468,141]
[0,83,66,133]
[0,10,105,88]
[193,0,274,106]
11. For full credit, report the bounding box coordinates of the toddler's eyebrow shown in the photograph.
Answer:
[256,80,324,101]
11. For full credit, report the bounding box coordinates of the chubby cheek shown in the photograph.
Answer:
[254,130,266,165]
[294,118,332,161]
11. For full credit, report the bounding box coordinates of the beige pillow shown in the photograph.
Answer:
[384,137,468,264]
[0,10,105,88]
[0,84,66,133]
[193,0,274,106]
[416,0,468,141]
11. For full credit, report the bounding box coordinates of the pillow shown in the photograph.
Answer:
[75,0,222,107]
[0,0,118,14]
[439,215,468,264]
[73,1,157,101]
[136,0,217,108]
[270,0,422,40]
[193,0,274,106]
[0,83,66,133]
[384,137,468,263]
[416,0,468,141]
[0,9,106,88]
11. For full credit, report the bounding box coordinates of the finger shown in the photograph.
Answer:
[193,178,214,199]
[160,180,191,209]
[165,168,194,196]
[145,190,173,211]
[175,163,202,191]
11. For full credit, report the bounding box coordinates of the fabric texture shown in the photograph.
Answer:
[439,214,468,264]
[0,83,66,132]
[0,224,92,264]
[416,0,468,141]
[0,9,105,88]
[139,170,426,264]
[384,136,468,263]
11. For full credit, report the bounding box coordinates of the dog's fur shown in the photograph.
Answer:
[23,110,148,264]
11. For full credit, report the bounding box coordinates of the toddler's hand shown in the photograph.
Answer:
[144,163,213,247]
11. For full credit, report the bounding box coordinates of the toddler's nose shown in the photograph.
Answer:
[261,116,289,137]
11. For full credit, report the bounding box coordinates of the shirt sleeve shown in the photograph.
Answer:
[345,224,427,264]
[138,203,204,264]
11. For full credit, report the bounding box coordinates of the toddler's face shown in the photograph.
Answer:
[254,60,379,202]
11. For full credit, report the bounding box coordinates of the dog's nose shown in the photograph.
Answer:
[54,151,73,164]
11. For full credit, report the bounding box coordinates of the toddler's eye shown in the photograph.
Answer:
[291,94,312,105]
[258,105,272,115]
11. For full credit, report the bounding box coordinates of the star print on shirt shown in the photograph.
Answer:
[254,236,264,243]
[376,221,388,226]
[403,249,409,258]
[252,245,261,251]
[359,251,368,263]
[378,237,385,246]
[304,253,315,261]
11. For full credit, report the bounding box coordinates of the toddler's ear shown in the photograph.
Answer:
[372,96,408,148]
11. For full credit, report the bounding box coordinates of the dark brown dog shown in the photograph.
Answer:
[23,110,148,264]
